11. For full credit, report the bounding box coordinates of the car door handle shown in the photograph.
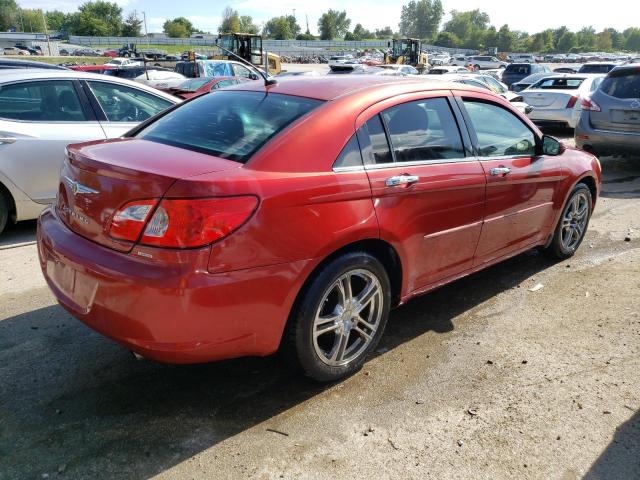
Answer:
[490,166,511,176]
[0,137,17,144]
[385,174,419,187]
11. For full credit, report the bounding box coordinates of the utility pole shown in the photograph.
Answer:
[293,8,296,20]
[305,14,310,35]
[142,11,149,45]
[40,9,52,55]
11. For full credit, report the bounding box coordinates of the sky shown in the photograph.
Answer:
[17,0,639,35]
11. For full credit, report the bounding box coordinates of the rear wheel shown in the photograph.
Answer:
[285,252,391,382]
[545,184,592,259]
[0,190,9,235]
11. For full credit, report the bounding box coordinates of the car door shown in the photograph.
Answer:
[82,79,175,138]
[359,93,487,293]
[0,78,105,204]
[454,92,565,265]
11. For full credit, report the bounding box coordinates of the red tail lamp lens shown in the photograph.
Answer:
[109,199,158,241]
[140,196,258,248]
[566,95,578,108]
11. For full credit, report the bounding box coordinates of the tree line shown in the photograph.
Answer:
[1,0,639,52]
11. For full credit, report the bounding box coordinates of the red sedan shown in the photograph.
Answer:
[166,76,252,99]
[37,76,601,381]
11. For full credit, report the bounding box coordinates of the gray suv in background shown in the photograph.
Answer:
[575,65,640,156]
[502,63,551,88]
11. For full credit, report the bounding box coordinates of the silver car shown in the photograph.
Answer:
[0,69,179,234]
[575,65,640,156]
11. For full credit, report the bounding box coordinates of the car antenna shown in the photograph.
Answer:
[214,41,277,87]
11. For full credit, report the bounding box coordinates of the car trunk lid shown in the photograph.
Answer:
[588,91,640,133]
[521,90,575,109]
[57,138,241,252]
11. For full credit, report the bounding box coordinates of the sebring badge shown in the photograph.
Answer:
[64,176,99,196]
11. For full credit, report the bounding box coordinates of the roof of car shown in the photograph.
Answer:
[0,68,180,102]
[232,75,482,101]
[0,59,68,70]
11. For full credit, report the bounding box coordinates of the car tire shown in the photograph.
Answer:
[545,184,592,260]
[0,189,9,235]
[284,252,391,382]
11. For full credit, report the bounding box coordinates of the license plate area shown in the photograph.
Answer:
[47,259,98,313]
[611,109,640,124]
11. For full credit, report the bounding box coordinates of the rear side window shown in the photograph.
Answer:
[363,115,393,164]
[87,81,173,122]
[579,64,614,74]
[463,100,535,157]
[600,71,640,99]
[0,80,87,122]
[137,91,323,163]
[381,98,464,162]
[333,134,363,169]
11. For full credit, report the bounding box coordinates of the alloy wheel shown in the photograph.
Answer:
[561,191,590,251]
[312,269,384,367]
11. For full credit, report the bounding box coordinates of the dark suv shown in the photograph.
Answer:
[575,65,640,156]
[502,63,551,88]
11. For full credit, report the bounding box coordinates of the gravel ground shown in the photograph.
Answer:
[0,130,638,478]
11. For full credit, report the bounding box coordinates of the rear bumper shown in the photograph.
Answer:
[37,207,312,363]
[575,116,640,156]
[527,108,576,128]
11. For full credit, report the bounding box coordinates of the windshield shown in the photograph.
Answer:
[176,78,212,91]
[136,91,323,163]
[531,77,585,89]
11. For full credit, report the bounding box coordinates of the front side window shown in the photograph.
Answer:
[136,91,323,163]
[381,97,464,162]
[463,100,536,157]
[0,80,86,122]
[87,81,173,122]
[211,80,236,90]
[232,64,254,79]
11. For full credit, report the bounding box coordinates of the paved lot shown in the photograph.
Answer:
[1,128,639,477]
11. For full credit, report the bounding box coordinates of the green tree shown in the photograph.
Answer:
[435,31,460,47]
[624,28,640,51]
[442,9,490,48]
[556,31,577,53]
[375,26,394,39]
[596,29,612,51]
[45,10,67,31]
[65,11,110,36]
[0,0,19,31]
[296,32,316,40]
[163,17,194,37]
[122,12,142,37]
[19,9,46,32]
[317,9,350,40]
[484,26,498,48]
[497,24,515,52]
[263,16,293,39]
[607,28,625,50]
[399,0,443,41]
[239,15,258,34]
[576,26,597,51]
[219,7,240,33]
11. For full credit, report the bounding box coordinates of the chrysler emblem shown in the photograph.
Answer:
[64,176,98,195]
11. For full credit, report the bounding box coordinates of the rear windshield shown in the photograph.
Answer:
[578,64,614,74]
[600,70,640,99]
[531,77,585,89]
[176,78,211,91]
[136,91,323,163]
[505,64,530,75]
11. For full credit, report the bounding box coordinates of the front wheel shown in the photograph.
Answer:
[545,184,592,259]
[284,252,391,382]
[0,190,8,235]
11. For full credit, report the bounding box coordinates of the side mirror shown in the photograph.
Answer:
[541,135,564,156]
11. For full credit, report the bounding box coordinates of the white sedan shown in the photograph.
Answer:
[520,74,605,128]
[104,57,141,67]
[0,69,179,234]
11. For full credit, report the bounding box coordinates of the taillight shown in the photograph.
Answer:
[110,199,158,241]
[581,97,601,111]
[139,196,258,248]
[566,95,578,108]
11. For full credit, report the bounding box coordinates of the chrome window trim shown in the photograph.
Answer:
[333,165,365,173]
[477,154,535,161]
[364,157,474,170]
